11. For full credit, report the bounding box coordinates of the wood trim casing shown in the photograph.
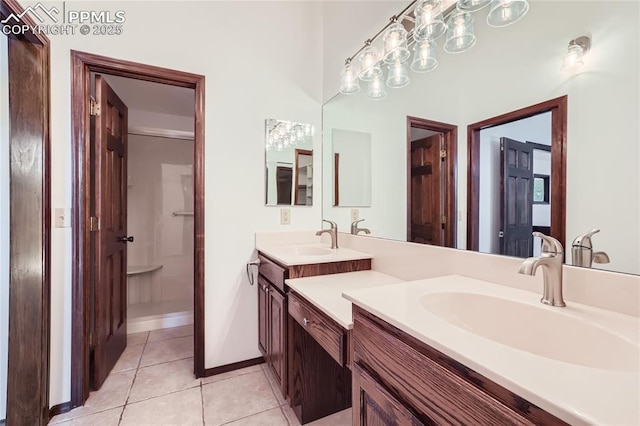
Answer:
[49,402,75,418]
[203,356,265,377]
[466,96,567,251]
[70,50,206,407]
[2,0,51,424]
[406,116,457,248]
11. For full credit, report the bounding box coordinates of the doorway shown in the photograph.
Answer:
[467,96,567,252]
[70,51,205,408]
[406,116,457,247]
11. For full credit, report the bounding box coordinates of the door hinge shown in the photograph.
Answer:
[441,215,447,225]
[89,331,98,348]
[440,149,446,158]
[89,97,100,116]
[90,216,100,231]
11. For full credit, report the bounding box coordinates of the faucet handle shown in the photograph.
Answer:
[322,219,337,229]
[352,219,364,225]
[533,232,564,254]
[572,228,600,249]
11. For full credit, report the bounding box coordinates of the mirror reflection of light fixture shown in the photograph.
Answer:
[456,0,492,12]
[383,21,410,63]
[411,39,439,73]
[561,36,591,74]
[367,74,387,100]
[486,0,529,27]
[386,59,410,88]
[339,60,360,94]
[266,119,314,152]
[414,0,447,41]
[358,42,383,81]
[444,11,477,54]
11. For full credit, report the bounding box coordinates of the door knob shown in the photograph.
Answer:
[120,236,134,243]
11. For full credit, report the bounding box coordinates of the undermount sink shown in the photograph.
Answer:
[295,246,332,256]
[420,292,639,372]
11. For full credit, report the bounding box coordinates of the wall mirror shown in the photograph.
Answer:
[265,118,314,206]
[331,129,372,207]
[322,1,639,275]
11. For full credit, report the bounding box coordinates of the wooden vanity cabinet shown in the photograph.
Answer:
[257,255,289,398]
[351,306,568,426]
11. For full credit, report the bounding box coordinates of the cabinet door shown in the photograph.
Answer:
[268,286,286,394]
[353,363,425,426]
[257,276,270,357]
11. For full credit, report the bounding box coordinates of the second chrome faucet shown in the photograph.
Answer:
[519,232,566,307]
[316,220,338,249]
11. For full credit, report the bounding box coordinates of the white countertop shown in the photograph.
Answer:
[343,275,640,426]
[286,271,404,329]
[256,243,372,266]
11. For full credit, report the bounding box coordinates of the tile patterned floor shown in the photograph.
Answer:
[49,325,351,426]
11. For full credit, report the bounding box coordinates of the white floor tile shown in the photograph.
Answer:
[128,358,200,403]
[139,335,193,367]
[147,324,194,342]
[201,364,263,385]
[120,387,203,426]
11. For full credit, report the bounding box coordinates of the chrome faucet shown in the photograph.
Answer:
[350,219,371,235]
[316,220,338,249]
[571,228,610,268]
[518,232,566,307]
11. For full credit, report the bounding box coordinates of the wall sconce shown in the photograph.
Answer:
[561,36,591,73]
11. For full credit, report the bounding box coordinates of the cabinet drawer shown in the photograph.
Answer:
[288,292,346,365]
[353,310,532,425]
[258,254,287,292]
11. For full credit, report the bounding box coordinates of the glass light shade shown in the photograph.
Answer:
[383,22,410,63]
[367,74,387,100]
[456,0,492,12]
[358,45,382,81]
[561,43,585,73]
[486,0,529,27]
[414,0,447,41]
[339,62,360,94]
[411,39,439,73]
[386,60,410,88]
[444,11,476,54]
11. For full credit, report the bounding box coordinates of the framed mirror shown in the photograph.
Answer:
[322,1,639,275]
[265,118,314,206]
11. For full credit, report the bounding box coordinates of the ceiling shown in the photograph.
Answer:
[102,74,194,118]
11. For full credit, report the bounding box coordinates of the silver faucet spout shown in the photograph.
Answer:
[316,220,338,249]
[350,219,371,235]
[519,233,566,307]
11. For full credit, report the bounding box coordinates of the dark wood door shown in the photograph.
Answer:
[353,363,425,426]
[276,166,292,205]
[268,286,286,394]
[409,134,443,245]
[92,75,128,389]
[500,137,534,257]
[257,276,269,357]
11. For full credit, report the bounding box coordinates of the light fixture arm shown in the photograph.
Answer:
[570,36,591,54]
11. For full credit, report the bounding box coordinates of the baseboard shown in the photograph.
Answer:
[49,401,75,419]
[203,356,264,377]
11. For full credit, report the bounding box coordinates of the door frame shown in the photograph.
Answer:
[293,148,312,205]
[406,116,457,247]
[466,95,567,251]
[2,0,51,423]
[70,50,206,407]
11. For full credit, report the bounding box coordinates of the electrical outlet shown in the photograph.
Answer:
[280,208,291,225]
[350,209,359,222]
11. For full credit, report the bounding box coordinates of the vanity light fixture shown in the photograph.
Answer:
[338,0,530,99]
[561,36,591,74]
[486,0,529,27]
[443,11,477,54]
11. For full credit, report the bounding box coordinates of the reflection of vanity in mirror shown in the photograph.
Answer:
[322,1,639,275]
[265,119,314,206]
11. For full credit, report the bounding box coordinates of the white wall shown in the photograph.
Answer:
[322,1,640,275]
[0,31,9,422]
[32,0,324,407]
[127,134,195,305]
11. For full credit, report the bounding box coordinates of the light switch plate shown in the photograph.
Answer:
[280,208,291,225]
[55,207,71,228]
[350,209,359,222]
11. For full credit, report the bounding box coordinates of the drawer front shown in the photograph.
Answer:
[258,254,287,292]
[288,292,346,365]
[353,312,531,426]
